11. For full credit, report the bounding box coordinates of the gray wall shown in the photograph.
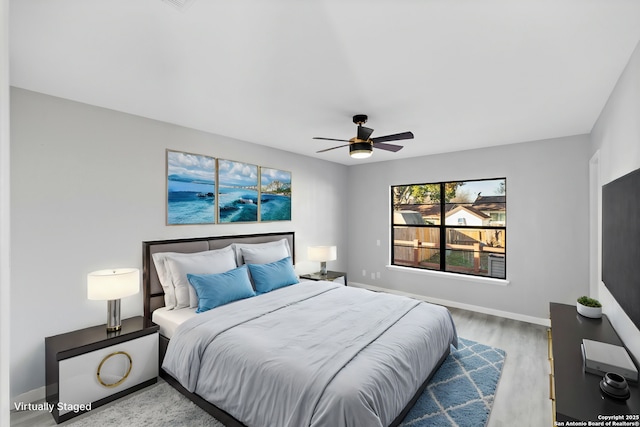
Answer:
[591,39,640,362]
[9,88,349,398]
[347,135,592,321]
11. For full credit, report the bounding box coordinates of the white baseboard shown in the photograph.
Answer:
[10,386,45,411]
[350,281,551,327]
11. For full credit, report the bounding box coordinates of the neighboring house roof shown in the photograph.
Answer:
[400,203,454,218]
[397,203,490,220]
[394,210,425,225]
[472,195,506,212]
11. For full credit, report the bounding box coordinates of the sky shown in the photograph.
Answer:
[218,159,258,187]
[167,150,215,183]
[460,178,505,198]
[261,167,291,185]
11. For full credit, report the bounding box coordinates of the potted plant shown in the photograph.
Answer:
[577,296,602,318]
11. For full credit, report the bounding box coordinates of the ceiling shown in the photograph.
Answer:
[9,0,640,165]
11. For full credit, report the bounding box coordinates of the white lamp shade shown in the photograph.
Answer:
[308,246,337,262]
[87,268,140,300]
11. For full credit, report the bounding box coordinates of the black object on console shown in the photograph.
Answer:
[600,372,631,400]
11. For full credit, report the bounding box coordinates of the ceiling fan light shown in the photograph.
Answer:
[350,142,373,159]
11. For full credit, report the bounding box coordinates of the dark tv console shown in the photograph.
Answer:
[549,303,640,423]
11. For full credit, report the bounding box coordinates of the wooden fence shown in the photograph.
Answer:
[393,227,504,274]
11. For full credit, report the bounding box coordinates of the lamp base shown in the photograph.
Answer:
[318,262,327,277]
[106,299,122,331]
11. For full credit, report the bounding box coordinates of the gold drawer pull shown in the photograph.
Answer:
[96,351,133,388]
[547,329,553,360]
[549,374,555,401]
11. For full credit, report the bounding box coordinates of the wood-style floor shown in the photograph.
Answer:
[11,307,551,427]
[448,307,551,426]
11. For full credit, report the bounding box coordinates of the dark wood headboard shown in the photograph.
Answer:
[142,232,295,321]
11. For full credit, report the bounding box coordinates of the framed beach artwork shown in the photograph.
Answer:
[166,150,216,225]
[218,159,259,223]
[260,167,291,222]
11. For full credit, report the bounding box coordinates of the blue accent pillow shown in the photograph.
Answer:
[187,265,256,313]
[247,256,299,294]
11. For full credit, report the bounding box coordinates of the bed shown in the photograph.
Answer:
[143,232,457,427]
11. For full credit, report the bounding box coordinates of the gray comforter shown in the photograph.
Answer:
[163,281,457,427]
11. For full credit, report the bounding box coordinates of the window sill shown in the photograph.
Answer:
[385,265,510,286]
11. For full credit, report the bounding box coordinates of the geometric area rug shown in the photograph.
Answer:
[67,337,504,427]
[399,337,506,427]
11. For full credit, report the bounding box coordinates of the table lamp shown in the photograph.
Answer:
[308,246,337,277]
[88,268,140,331]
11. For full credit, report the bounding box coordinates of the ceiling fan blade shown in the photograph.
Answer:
[313,137,351,143]
[371,131,414,143]
[316,144,350,153]
[357,126,374,141]
[373,142,404,152]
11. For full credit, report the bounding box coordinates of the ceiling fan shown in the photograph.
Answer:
[313,114,414,159]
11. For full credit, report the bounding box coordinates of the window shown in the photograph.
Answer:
[391,178,506,279]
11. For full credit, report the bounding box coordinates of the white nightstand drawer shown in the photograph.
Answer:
[58,333,158,415]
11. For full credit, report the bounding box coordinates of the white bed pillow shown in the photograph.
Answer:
[152,252,178,309]
[233,239,291,266]
[163,246,238,309]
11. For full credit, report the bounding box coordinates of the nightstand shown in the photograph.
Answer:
[45,316,159,423]
[300,270,347,285]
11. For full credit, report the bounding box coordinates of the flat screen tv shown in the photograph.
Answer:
[602,166,640,331]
